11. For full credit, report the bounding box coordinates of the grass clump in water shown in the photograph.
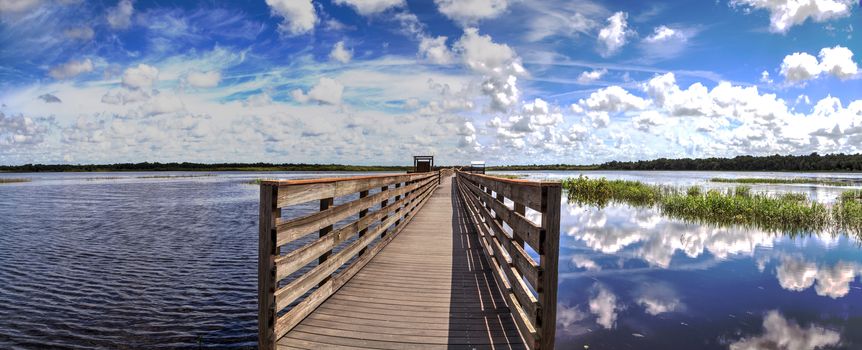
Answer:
[659,187,829,234]
[562,175,665,208]
[488,174,527,179]
[710,177,848,186]
[563,176,831,234]
[834,190,862,234]
[0,178,30,184]
[137,174,216,179]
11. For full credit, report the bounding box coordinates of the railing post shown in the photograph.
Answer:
[494,192,505,227]
[394,182,402,226]
[538,185,561,350]
[513,203,526,247]
[258,184,279,350]
[380,186,389,237]
[358,190,369,256]
[318,197,334,286]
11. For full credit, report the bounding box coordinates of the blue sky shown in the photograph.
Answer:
[0,0,860,165]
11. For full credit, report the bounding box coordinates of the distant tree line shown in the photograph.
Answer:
[4,153,862,173]
[0,162,409,173]
[491,153,862,172]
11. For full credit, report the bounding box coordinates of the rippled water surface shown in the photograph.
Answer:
[2,170,861,349]
[0,171,392,349]
[502,171,862,350]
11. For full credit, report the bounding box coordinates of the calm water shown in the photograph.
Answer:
[1,171,861,349]
[501,171,862,350]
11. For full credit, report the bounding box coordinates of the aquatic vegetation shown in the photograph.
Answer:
[834,190,862,234]
[660,188,829,234]
[562,175,668,208]
[136,174,216,179]
[710,177,849,186]
[488,174,526,179]
[85,177,123,181]
[0,178,30,184]
[562,176,846,235]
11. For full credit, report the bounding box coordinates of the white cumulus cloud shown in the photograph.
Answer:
[598,11,631,57]
[730,0,855,33]
[292,77,344,105]
[780,46,859,82]
[329,41,353,64]
[106,0,134,30]
[455,27,525,112]
[122,64,159,90]
[577,68,607,84]
[333,0,404,16]
[266,0,316,36]
[419,36,454,64]
[434,0,508,26]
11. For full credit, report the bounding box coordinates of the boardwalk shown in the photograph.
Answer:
[259,170,560,350]
[278,176,526,349]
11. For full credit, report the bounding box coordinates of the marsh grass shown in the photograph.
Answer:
[710,177,849,186]
[137,174,216,179]
[563,176,850,235]
[0,178,30,184]
[834,190,862,234]
[488,174,527,179]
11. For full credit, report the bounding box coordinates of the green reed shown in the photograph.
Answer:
[488,174,527,179]
[710,177,849,186]
[562,176,854,235]
[834,190,862,234]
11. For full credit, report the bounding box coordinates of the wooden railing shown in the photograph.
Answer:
[258,171,441,350]
[454,171,561,350]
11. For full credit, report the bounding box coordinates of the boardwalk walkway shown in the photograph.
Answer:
[278,176,526,349]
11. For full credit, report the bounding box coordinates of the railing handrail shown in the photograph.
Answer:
[457,171,559,187]
[259,172,426,186]
[454,170,561,350]
[259,170,444,350]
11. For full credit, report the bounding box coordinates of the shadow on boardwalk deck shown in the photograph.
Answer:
[278,176,526,349]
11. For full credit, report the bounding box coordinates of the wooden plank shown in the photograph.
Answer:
[462,184,538,323]
[458,171,544,211]
[272,172,435,208]
[274,184,432,281]
[275,175,527,349]
[273,182,436,338]
[259,184,278,350]
[538,185,561,350]
[273,182,435,312]
[275,176,434,247]
[460,176,541,249]
[318,197,333,287]
[459,178,540,289]
[457,176,537,349]
[357,190,369,256]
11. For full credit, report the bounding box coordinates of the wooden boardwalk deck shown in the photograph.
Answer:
[277,176,527,349]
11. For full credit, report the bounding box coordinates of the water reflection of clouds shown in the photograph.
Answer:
[634,282,683,315]
[589,284,621,329]
[565,204,776,268]
[729,310,840,350]
[570,254,601,271]
[774,255,861,299]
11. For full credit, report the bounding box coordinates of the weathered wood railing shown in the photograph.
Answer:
[258,171,441,350]
[454,170,561,350]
